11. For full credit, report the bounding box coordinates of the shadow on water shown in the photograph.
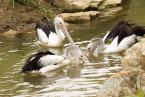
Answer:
[22,70,65,85]
[66,63,84,78]
[23,74,47,85]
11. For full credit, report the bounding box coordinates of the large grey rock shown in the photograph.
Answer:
[51,0,123,11]
[66,0,104,10]
[58,6,122,23]
[101,0,122,8]
[122,39,145,70]
[105,0,122,6]
[97,69,143,97]
[100,7,122,17]
[52,0,124,23]
[97,41,145,97]
[1,29,20,38]
[59,11,100,23]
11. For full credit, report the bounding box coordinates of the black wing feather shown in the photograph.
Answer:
[35,17,56,38]
[117,22,133,44]
[131,26,145,37]
[22,51,54,73]
[104,21,145,45]
[104,21,129,42]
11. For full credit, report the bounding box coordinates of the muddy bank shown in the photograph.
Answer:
[0,1,58,37]
[0,0,128,38]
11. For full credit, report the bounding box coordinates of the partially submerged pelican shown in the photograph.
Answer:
[22,51,68,73]
[22,45,85,73]
[22,20,86,73]
[86,21,145,56]
[35,16,69,47]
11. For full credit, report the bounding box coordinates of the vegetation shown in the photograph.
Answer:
[3,0,57,18]
[127,89,145,97]
[134,89,145,97]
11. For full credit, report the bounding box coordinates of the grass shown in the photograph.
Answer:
[5,0,39,8]
[127,89,145,97]
[135,89,145,97]
[3,0,57,18]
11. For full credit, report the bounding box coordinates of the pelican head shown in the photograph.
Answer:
[54,16,74,45]
[86,38,104,56]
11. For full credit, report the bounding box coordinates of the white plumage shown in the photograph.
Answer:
[116,34,137,52]
[36,28,49,45]
[22,45,85,73]
[38,55,64,67]
[86,21,145,56]
[36,16,67,47]
[103,36,118,53]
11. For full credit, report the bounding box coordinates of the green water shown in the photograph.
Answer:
[0,0,145,96]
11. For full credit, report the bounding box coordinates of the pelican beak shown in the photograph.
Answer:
[59,24,74,45]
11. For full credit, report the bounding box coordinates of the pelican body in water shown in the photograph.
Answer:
[22,19,86,73]
[36,16,68,47]
[22,45,85,73]
[86,21,145,56]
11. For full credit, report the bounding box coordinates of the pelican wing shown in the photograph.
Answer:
[36,19,56,44]
[22,51,55,72]
[38,55,65,67]
[131,26,145,37]
[36,28,49,44]
[104,21,132,43]
[117,34,137,52]
[39,60,71,73]
[118,23,145,45]
[103,36,118,53]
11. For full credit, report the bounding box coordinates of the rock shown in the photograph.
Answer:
[59,12,90,22]
[69,0,103,10]
[51,0,103,11]
[122,39,145,70]
[51,0,123,12]
[70,1,90,10]
[100,0,122,9]
[96,69,143,97]
[101,7,122,17]
[90,0,103,8]
[1,29,22,38]
[105,0,122,6]
[54,0,124,23]
[59,11,100,23]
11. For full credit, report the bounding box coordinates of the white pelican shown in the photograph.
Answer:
[35,16,70,47]
[22,24,86,73]
[86,21,145,56]
[22,45,85,73]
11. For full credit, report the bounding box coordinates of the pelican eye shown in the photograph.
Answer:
[81,55,83,57]
[88,48,91,50]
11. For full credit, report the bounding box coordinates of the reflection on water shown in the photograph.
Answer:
[0,0,145,96]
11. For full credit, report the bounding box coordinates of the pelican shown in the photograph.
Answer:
[35,16,69,47]
[22,45,85,73]
[86,21,145,56]
[22,23,86,73]
[64,45,87,64]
